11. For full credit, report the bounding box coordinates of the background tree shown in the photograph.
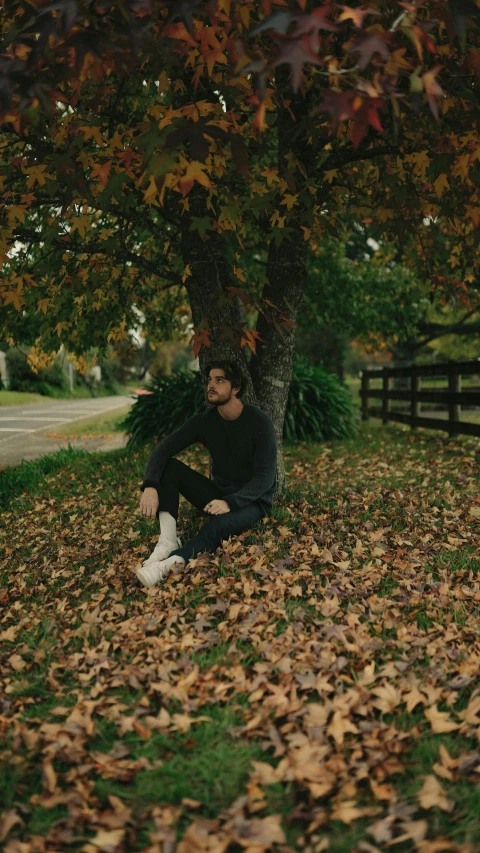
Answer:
[2,1,480,491]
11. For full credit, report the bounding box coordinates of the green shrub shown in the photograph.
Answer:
[122,360,357,446]
[284,358,357,442]
[121,370,205,445]
[6,349,68,394]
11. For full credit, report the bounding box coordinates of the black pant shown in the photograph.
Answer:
[157,458,263,562]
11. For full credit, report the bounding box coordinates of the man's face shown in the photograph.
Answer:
[207,369,238,405]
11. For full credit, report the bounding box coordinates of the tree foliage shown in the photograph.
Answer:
[1,0,480,360]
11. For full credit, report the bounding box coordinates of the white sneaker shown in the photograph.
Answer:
[136,558,180,589]
[142,535,181,568]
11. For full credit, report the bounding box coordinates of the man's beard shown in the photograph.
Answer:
[209,390,231,406]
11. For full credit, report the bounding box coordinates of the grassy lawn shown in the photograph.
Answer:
[0,388,137,406]
[1,423,480,852]
[0,391,51,406]
[43,406,131,438]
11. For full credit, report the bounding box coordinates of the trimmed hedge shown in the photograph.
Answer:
[121,360,357,445]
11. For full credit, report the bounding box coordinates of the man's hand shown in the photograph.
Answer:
[204,499,230,515]
[140,487,159,519]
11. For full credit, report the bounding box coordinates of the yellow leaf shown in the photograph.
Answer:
[331,800,365,824]
[280,193,298,210]
[90,159,112,186]
[371,683,402,714]
[233,265,246,282]
[417,775,453,812]
[26,165,49,189]
[158,71,169,92]
[424,705,459,733]
[453,153,471,181]
[7,205,27,223]
[433,173,449,199]
[70,216,91,238]
[79,125,104,146]
[3,290,25,311]
[182,264,192,283]
[88,828,125,851]
[179,160,213,197]
[9,654,26,671]
[403,685,425,713]
[143,175,159,204]
[324,168,338,183]
[327,711,358,745]
[261,167,280,186]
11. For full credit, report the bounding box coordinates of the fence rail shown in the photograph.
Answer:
[360,360,480,438]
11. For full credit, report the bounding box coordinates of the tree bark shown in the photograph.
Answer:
[250,232,308,495]
[250,75,314,496]
[179,186,256,403]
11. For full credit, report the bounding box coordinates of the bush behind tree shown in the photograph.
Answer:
[122,360,357,445]
[5,348,125,397]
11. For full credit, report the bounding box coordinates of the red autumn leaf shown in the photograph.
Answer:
[346,31,391,70]
[164,21,198,49]
[268,34,325,91]
[191,326,212,357]
[292,5,338,43]
[422,64,444,119]
[318,89,357,129]
[349,97,384,148]
[240,328,262,354]
[226,286,252,307]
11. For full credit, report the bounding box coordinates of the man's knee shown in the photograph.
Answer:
[160,458,182,481]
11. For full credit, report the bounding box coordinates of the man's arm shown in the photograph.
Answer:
[224,416,277,511]
[141,413,203,492]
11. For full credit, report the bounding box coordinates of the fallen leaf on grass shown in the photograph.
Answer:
[417,776,453,812]
[424,705,459,733]
[82,828,125,852]
[331,800,366,824]
[177,820,230,852]
[0,810,23,843]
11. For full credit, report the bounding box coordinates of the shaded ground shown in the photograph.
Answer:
[1,424,479,853]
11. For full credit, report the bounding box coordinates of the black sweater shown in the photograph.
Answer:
[142,403,277,513]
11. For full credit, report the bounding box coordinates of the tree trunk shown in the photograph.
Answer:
[390,338,418,389]
[250,233,308,495]
[179,186,256,403]
[250,74,314,496]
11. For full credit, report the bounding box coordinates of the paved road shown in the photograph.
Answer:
[0,396,133,469]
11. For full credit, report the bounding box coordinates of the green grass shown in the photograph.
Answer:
[0,445,91,508]
[0,390,49,406]
[43,406,131,437]
[93,705,264,815]
[1,421,480,851]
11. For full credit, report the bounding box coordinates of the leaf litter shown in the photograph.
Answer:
[0,426,479,852]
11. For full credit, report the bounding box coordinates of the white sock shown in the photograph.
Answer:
[159,512,177,542]
[162,554,185,571]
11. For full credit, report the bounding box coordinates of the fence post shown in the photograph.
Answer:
[382,368,390,425]
[411,365,420,430]
[361,371,369,421]
[448,368,461,437]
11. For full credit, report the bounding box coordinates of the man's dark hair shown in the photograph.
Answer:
[204,361,243,398]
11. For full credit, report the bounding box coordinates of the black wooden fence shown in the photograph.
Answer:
[360,361,480,438]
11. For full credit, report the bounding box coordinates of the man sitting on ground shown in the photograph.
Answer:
[136,361,277,588]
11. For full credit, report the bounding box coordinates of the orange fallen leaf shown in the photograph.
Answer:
[424,705,460,734]
[417,775,453,812]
